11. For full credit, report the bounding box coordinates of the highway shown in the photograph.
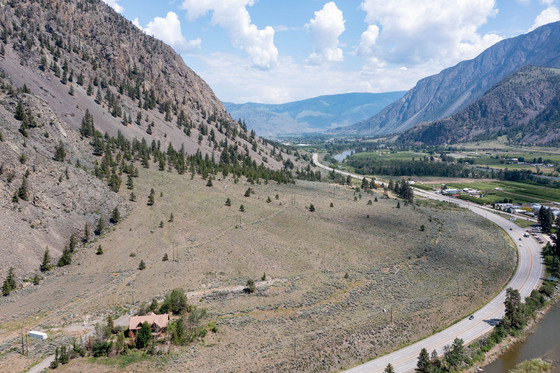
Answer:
[312,154,546,373]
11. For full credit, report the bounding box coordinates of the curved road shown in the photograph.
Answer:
[312,154,545,373]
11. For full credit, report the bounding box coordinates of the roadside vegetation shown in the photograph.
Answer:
[410,221,560,373]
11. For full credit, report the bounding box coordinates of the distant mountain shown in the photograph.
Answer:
[224,92,405,137]
[397,66,560,145]
[337,21,560,136]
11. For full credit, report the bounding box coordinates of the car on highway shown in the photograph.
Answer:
[469,315,475,320]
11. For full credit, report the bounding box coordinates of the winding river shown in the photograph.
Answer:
[484,300,560,372]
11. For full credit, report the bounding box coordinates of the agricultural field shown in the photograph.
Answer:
[414,179,560,205]
[0,168,516,373]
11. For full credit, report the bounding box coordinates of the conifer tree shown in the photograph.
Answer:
[416,348,430,373]
[83,223,90,243]
[69,234,77,253]
[147,188,155,206]
[58,248,72,267]
[54,141,66,161]
[2,267,16,296]
[111,206,121,224]
[39,246,51,272]
[17,176,29,201]
[95,216,105,235]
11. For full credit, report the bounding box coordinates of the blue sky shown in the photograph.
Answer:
[102,0,560,104]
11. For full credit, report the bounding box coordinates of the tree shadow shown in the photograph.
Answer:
[483,319,501,326]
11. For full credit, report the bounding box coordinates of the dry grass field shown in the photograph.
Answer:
[0,167,516,372]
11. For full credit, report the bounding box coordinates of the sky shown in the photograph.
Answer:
[102,0,560,104]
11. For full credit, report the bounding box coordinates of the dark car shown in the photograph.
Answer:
[469,315,475,320]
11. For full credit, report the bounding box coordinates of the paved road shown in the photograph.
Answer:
[312,154,545,373]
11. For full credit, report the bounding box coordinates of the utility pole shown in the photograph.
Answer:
[391,305,394,323]
[132,287,135,307]
[456,278,460,296]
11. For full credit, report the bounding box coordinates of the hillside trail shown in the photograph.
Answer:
[0,204,288,348]
[109,204,288,311]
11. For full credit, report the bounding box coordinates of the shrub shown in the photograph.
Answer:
[159,288,189,315]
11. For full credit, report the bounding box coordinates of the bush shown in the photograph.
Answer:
[244,279,256,293]
[159,288,189,315]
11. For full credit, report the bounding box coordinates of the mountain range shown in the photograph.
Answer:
[398,66,560,145]
[336,21,560,137]
[224,92,405,137]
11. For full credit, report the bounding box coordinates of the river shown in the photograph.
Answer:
[333,149,355,162]
[484,299,560,372]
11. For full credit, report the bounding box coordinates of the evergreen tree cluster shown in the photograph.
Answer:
[538,206,554,234]
[388,179,414,203]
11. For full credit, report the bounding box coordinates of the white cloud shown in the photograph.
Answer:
[359,0,501,66]
[101,0,124,14]
[191,52,433,105]
[306,2,346,65]
[181,0,278,70]
[358,24,379,57]
[530,5,560,30]
[136,12,201,53]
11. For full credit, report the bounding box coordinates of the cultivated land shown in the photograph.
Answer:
[0,167,516,372]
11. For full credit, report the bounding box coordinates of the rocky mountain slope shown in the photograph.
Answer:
[0,0,300,281]
[336,21,560,136]
[397,66,560,145]
[224,92,405,137]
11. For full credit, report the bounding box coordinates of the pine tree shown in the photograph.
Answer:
[96,245,103,255]
[136,322,152,349]
[309,203,315,212]
[17,177,29,201]
[416,348,431,373]
[384,364,395,373]
[15,101,26,121]
[58,248,72,267]
[111,206,121,223]
[95,216,105,235]
[2,267,16,296]
[239,204,245,212]
[54,141,66,161]
[147,189,155,206]
[138,260,146,270]
[69,234,77,253]
[83,223,90,243]
[126,174,134,189]
[225,198,231,206]
[169,213,174,222]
